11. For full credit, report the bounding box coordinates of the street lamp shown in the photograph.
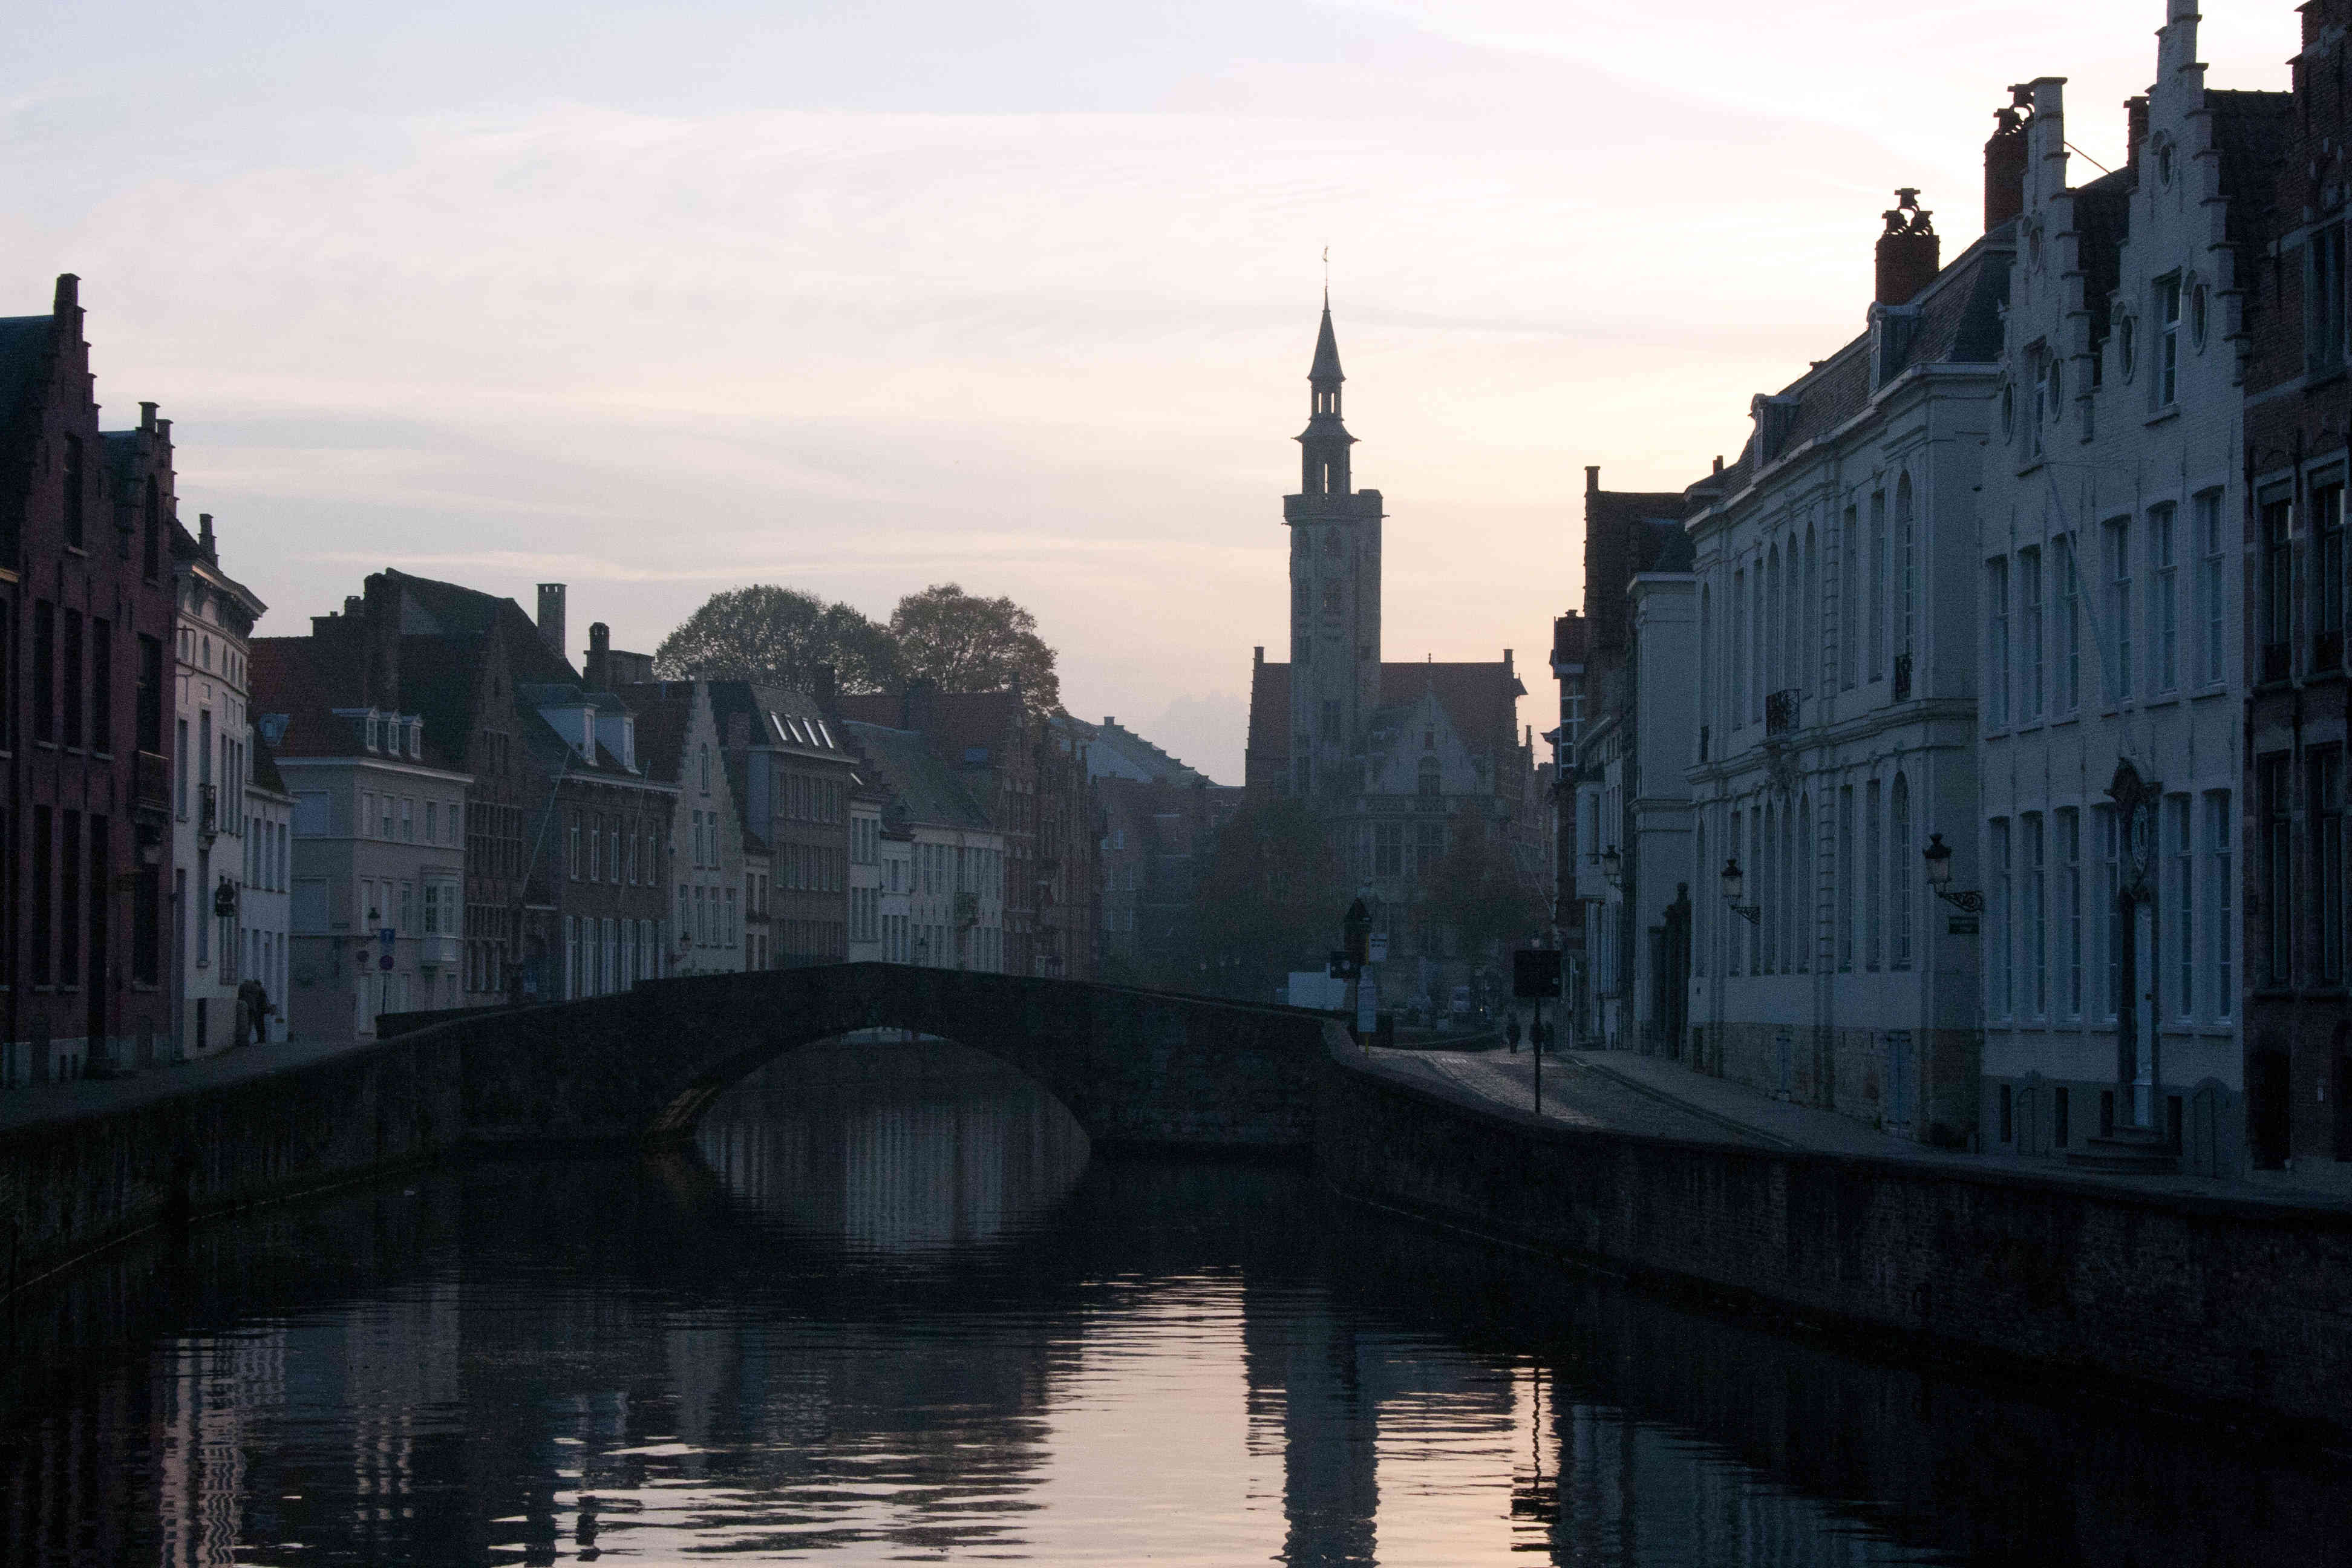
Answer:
[1922,833,1985,912]
[1599,846,1622,890]
[1718,857,1760,926]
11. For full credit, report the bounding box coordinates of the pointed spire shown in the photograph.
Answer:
[1310,298,1344,385]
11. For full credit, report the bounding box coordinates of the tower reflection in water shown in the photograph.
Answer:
[5,1034,2349,1565]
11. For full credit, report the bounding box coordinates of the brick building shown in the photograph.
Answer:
[836,684,1097,979]
[707,680,855,964]
[2243,0,2352,1171]
[0,276,175,1083]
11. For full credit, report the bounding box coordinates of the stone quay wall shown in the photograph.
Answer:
[0,1032,462,1298]
[1317,1037,2352,1434]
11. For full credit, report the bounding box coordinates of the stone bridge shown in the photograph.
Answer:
[409,964,1336,1151]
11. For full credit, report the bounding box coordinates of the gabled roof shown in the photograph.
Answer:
[1053,714,1216,787]
[627,693,696,786]
[374,569,580,686]
[842,720,992,832]
[250,633,464,771]
[1702,227,2014,504]
[1244,658,1524,773]
[701,679,851,761]
[834,688,1024,769]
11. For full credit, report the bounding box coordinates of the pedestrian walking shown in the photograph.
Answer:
[1504,1013,1522,1053]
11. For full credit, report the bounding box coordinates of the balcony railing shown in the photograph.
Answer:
[1763,690,1799,737]
[1892,653,1913,702]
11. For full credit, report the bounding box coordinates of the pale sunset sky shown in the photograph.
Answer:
[4,1,2298,779]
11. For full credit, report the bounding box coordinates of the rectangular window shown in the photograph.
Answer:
[570,818,581,880]
[1864,782,1883,972]
[2197,492,2226,686]
[62,434,85,548]
[61,612,83,751]
[1320,698,1340,737]
[1841,507,1860,690]
[2056,536,2081,713]
[2020,546,2043,720]
[2262,754,2294,987]
[2151,503,2178,691]
[89,619,110,756]
[2155,272,2181,406]
[1891,779,1913,972]
[32,599,54,746]
[1990,817,2011,1018]
[2024,812,2046,1016]
[2318,751,2346,987]
[2105,518,2133,703]
[1837,786,1855,972]
[2059,807,2082,1018]
[2310,220,2347,374]
[2205,791,2233,1017]
[2262,495,2293,681]
[2316,483,2345,671]
[1985,556,2010,728]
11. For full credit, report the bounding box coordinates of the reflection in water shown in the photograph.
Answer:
[697,1036,1092,1249]
[1,1037,2347,1565]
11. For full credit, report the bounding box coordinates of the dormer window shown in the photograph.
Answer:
[365,714,383,752]
[407,719,423,759]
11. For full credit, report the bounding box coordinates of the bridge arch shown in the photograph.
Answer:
[449,964,1331,1152]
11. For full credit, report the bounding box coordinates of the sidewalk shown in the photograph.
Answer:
[0,1035,379,1133]
[1364,1044,2352,1215]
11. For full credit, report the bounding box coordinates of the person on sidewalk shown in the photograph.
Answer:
[1504,1013,1522,1053]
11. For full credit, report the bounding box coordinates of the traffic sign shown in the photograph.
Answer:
[1512,948,1563,1001]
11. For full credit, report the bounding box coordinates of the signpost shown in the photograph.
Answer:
[1514,947,1564,1114]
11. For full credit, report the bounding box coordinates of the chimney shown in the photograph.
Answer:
[586,621,610,687]
[344,595,363,619]
[140,402,157,433]
[197,512,216,563]
[811,662,838,708]
[1713,455,1724,475]
[1875,189,1939,306]
[53,274,77,316]
[1253,645,1264,667]
[903,676,937,739]
[1585,465,1600,495]
[536,583,567,662]
[1984,85,2034,231]
[362,573,402,711]
[2125,94,2150,173]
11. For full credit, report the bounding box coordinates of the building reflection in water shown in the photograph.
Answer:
[5,1035,2351,1566]
[695,1033,1093,1249]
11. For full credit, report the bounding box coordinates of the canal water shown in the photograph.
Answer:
[2,1038,2347,1566]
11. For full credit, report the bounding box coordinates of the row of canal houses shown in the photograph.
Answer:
[0,278,1094,1084]
[1564,0,2352,1179]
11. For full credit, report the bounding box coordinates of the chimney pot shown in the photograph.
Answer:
[53,274,78,314]
[198,512,215,562]
[139,401,157,433]
[1875,188,1939,306]
[1984,91,2033,232]
[344,595,364,619]
[1585,465,1600,495]
[589,621,610,654]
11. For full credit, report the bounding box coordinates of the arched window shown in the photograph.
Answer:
[1840,505,1860,690]
[1731,567,1748,725]
[1765,545,1782,696]
[698,742,711,794]
[1417,756,1440,799]
[1801,523,1818,699]
[1892,772,1913,971]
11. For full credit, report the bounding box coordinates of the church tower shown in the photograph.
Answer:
[1284,298,1384,798]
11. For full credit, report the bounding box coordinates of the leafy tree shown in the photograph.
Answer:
[889,583,1061,714]
[1189,799,1349,1001]
[653,586,900,693]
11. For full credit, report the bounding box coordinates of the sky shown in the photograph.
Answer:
[3,1,2300,782]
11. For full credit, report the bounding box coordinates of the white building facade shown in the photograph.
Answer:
[172,516,279,1057]
[1976,41,2280,1174]
[1686,208,2011,1146]
[848,785,885,962]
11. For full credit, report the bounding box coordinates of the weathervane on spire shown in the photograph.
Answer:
[1322,246,1329,299]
